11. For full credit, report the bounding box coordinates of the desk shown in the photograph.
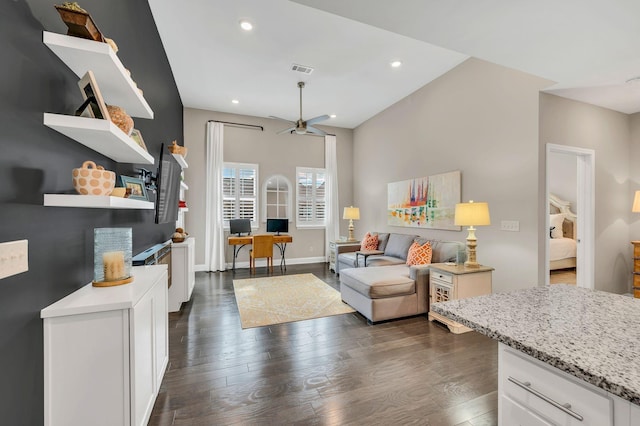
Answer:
[228,234,293,271]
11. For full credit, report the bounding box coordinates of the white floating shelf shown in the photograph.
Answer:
[43,31,153,119]
[180,181,189,190]
[171,154,188,169]
[44,194,155,209]
[44,113,154,164]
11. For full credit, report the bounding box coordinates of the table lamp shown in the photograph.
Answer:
[633,191,640,212]
[454,200,490,268]
[343,206,360,241]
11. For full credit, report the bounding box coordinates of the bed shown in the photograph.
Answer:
[549,193,577,270]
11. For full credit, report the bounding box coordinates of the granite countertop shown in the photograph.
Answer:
[431,284,640,405]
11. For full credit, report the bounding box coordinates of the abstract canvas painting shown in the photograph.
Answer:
[387,170,461,230]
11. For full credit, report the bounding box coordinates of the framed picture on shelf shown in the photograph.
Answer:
[77,70,111,121]
[120,176,147,201]
[130,129,147,152]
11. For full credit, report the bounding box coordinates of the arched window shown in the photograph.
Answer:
[262,174,292,222]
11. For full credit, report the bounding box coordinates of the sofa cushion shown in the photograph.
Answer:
[361,232,378,251]
[406,241,432,265]
[375,232,390,251]
[365,255,406,267]
[340,265,415,299]
[383,233,416,260]
[431,240,465,263]
[338,252,404,268]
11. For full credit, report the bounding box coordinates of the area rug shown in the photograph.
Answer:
[233,273,355,329]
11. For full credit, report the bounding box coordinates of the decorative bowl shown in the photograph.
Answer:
[72,161,115,196]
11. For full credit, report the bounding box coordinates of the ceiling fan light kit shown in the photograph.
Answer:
[270,81,329,136]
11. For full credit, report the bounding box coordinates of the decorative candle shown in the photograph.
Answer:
[103,251,125,281]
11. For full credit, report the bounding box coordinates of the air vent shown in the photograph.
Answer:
[291,63,314,74]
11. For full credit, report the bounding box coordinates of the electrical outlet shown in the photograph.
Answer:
[501,220,520,232]
[0,240,29,279]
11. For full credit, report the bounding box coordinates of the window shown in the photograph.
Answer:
[296,167,326,228]
[262,174,292,222]
[222,162,258,228]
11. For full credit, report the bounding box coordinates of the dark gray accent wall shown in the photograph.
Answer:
[0,1,182,423]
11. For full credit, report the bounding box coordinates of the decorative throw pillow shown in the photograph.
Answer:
[406,241,433,266]
[549,214,564,239]
[360,232,379,251]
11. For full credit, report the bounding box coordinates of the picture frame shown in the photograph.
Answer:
[130,129,147,152]
[120,176,147,201]
[77,70,111,121]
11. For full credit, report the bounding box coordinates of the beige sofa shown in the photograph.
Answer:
[339,233,464,323]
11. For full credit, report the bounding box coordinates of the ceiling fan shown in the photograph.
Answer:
[270,81,329,136]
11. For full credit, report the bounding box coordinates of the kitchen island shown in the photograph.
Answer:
[431,284,640,425]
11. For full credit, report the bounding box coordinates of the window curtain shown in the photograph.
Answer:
[205,122,226,271]
[324,135,340,261]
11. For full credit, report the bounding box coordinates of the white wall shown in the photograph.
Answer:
[183,108,354,269]
[353,58,552,293]
[539,94,631,294]
[548,152,577,209]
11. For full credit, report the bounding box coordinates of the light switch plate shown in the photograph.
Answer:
[0,240,28,279]
[501,220,520,232]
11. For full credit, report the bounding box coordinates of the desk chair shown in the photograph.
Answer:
[250,234,274,273]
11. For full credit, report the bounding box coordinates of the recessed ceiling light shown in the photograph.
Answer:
[231,99,239,104]
[239,20,253,31]
[330,114,337,118]
[390,60,402,68]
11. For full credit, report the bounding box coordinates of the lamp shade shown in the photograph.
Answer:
[633,191,640,212]
[454,201,490,226]
[343,206,360,220]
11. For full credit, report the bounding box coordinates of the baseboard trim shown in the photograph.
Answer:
[195,256,327,272]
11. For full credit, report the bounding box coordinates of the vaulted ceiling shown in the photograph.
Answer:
[149,0,640,129]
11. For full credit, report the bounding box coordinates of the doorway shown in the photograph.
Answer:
[545,144,595,289]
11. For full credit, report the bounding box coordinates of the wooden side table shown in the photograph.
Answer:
[329,240,360,272]
[632,241,640,298]
[428,263,493,333]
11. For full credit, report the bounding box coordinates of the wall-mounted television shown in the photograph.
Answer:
[266,218,288,235]
[229,219,251,236]
[155,144,182,224]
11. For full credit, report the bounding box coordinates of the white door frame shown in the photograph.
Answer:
[545,144,595,289]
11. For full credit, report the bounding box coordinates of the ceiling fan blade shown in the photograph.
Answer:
[306,114,330,125]
[269,115,295,124]
[277,126,296,135]
[306,125,327,136]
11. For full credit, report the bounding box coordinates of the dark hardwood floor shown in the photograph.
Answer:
[149,263,498,425]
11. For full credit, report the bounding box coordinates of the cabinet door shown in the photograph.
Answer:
[501,395,553,425]
[132,291,155,426]
[44,310,130,426]
[153,275,169,388]
[187,239,195,300]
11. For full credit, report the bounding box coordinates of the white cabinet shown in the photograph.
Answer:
[41,265,168,426]
[328,240,360,272]
[169,237,195,312]
[427,263,493,333]
[498,343,640,425]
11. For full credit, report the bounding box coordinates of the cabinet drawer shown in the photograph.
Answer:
[430,270,452,284]
[501,347,612,425]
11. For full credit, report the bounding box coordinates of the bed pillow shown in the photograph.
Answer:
[360,232,379,251]
[406,241,433,266]
[549,214,565,239]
